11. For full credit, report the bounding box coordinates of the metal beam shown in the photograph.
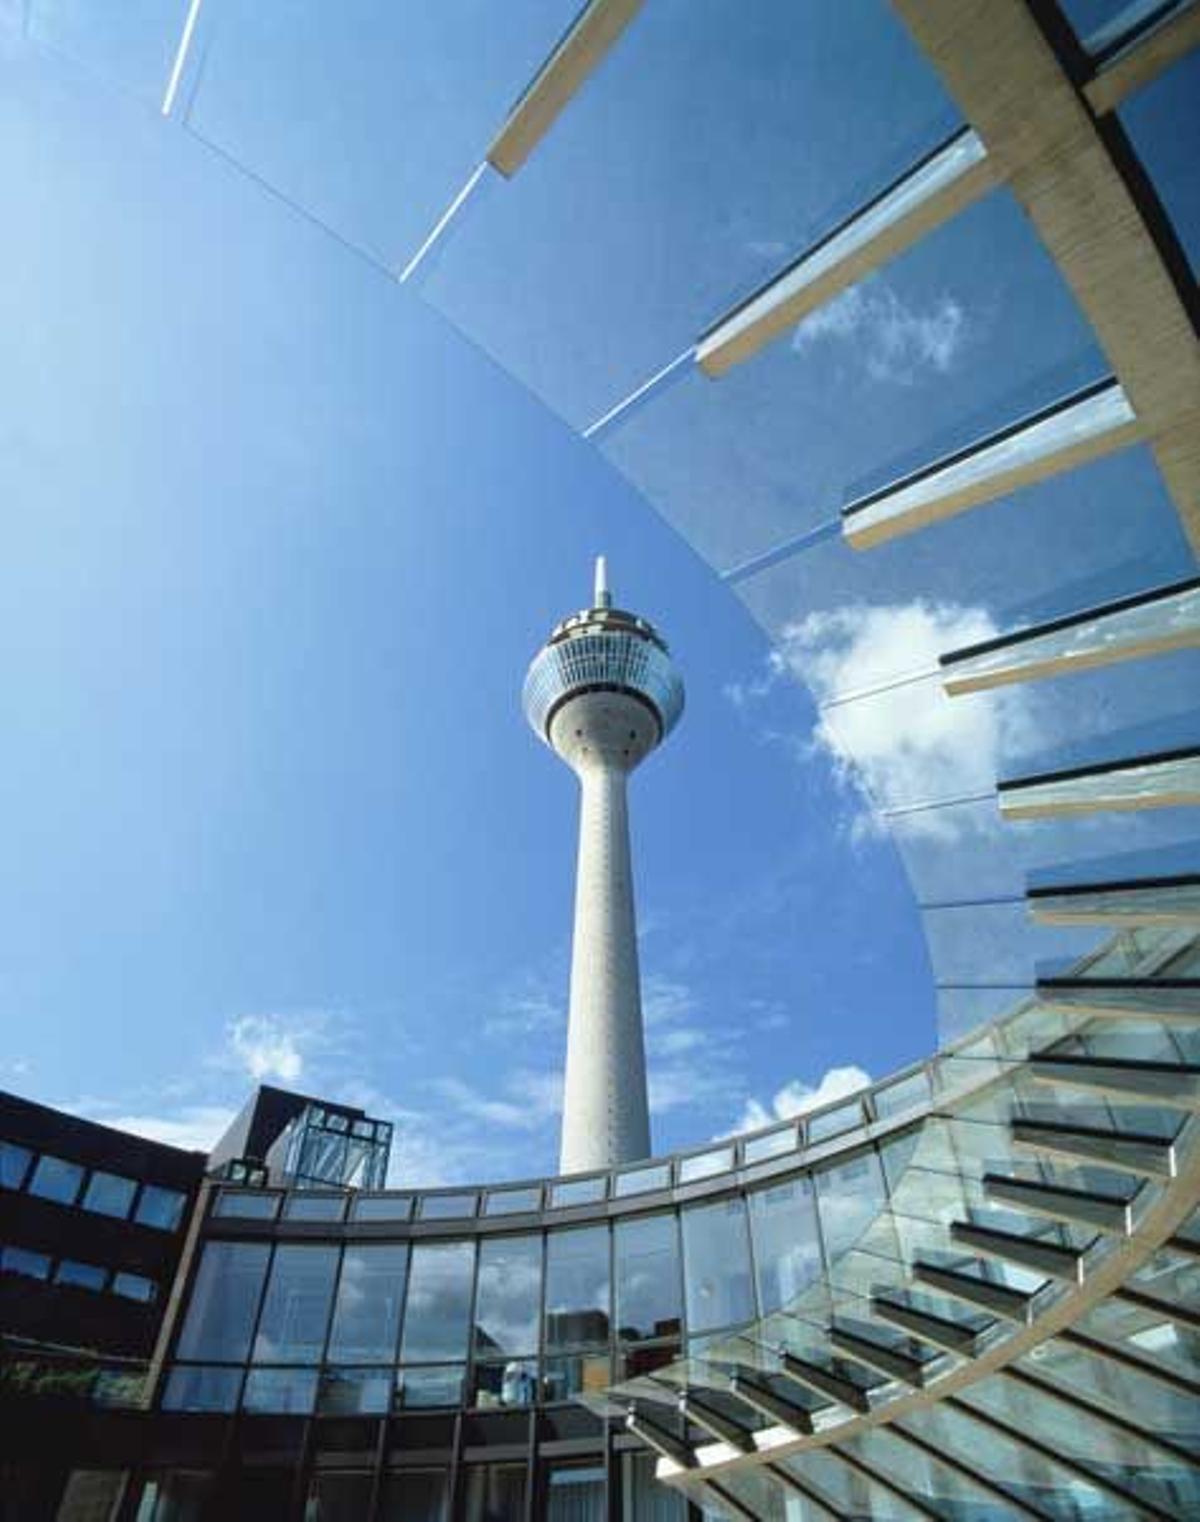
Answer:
[777,1350,871,1415]
[1032,976,1200,1022]
[870,1295,985,1356]
[677,1392,757,1454]
[827,1326,928,1386]
[1011,1117,1178,1177]
[487,0,645,176]
[1084,1,1200,115]
[949,1220,1085,1283]
[1114,1284,1200,1332]
[624,1407,695,1470]
[1029,878,1200,927]
[982,1172,1134,1233]
[999,748,1200,819]
[911,1261,1034,1323]
[726,1370,814,1436]
[1027,1054,1200,1107]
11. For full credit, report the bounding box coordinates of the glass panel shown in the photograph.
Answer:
[55,1259,106,1291]
[0,1246,51,1280]
[213,1190,280,1221]
[546,1463,605,1522]
[252,1244,339,1364]
[615,1213,682,1343]
[282,1193,346,1222]
[112,1272,157,1303]
[316,1367,392,1416]
[242,1367,318,1414]
[475,1234,541,1357]
[161,1365,242,1414]
[0,1141,33,1189]
[550,1176,607,1208]
[544,1226,611,1349]
[400,1242,475,1363]
[1119,49,1200,275]
[418,1193,477,1220]
[350,1194,412,1222]
[135,1185,187,1231]
[28,1154,84,1205]
[306,1474,375,1522]
[678,1146,733,1183]
[873,1070,932,1120]
[81,1170,137,1220]
[328,1244,408,1364]
[621,1451,685,1522]
[815,1148,889,1259]
[484,1187,542,1216]
[471,1358,538,1410]
[748,1176,823,1315]
[542,1351,611,1402]
[26,0,187,106]
[615,1164,670,1197]
[377,1469,448,1522]
[681,1196,755,1334]
[743,1126,797,1164]
[1026,1335,1200,1452]
[461,1465,526,1522]
[395,1365,464,1409]
[176,1241,270,1362]
[807,1097,866,1142]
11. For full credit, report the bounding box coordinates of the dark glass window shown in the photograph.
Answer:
[544,1226,610,1349]
[28,1154,83,1206]
[242,1367,318,1414]
[622,1453,685,1521]
[395,1365,464,1409]
[55,1259,106,1291]
[82,1170,137,1220]
[475,1235,541,1357]
[461,1464,526,1522]
[748,1177,822,1315]
[161,1365,242,1413]
[400,1242,475,1363]
[1,1245,50,1280]
[317,1367,392,1416]
[377,1469,448,1522]
[135,1184,187,1232]
[176,1241,271,1362]
[681,1197,754,1334]
[135,1472,216,1517]
[306,1474,375,1521]
[252,1244,339,1364]
[327,1244,407,1363]
[546,1463,605,1521]
[615,1214,682,1342]
[0,1141,32,1189]
[112,1271,157,1303]
[471,1359,538,1410]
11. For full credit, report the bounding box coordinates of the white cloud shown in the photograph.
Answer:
[791,278,968,384]
[432,1069,562,1132]
[771,600,1040,838]
[483,980,562,1040]
[642,973,697,1027]
[732,1064,871,1135]
[225,1012,322,1084]
[99,1104,237,1152]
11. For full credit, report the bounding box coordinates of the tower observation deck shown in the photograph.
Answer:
[523,559,684,1173]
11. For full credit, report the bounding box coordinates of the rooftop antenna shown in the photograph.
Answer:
[594,554,612,609]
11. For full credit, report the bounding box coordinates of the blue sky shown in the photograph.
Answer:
[1,5,1195,1185]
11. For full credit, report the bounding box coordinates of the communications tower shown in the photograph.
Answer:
[523,559,684,1173]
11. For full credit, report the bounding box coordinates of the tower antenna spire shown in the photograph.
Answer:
[594,554,612,610]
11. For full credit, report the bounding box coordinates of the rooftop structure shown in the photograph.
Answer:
[524,558,684,1172]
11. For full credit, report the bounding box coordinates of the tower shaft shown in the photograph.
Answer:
[560,758,651,1173]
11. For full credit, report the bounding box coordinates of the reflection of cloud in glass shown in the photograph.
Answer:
[791,278,969,386]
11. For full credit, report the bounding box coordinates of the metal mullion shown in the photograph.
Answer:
[829,1442,943,1519]
[946,1394,1176,1519]
[463,1234,482,1408]
[888,1419,1054,1521]
[1003,1364,1200,1470]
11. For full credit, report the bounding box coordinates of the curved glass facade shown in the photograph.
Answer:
[524,631,685,743]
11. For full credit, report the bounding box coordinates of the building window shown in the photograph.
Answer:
[349,1194,412,1222]
[475,1234,541,1361]
[377,1469,448,1522]
[112,1271,157,1303]
[316,1366,392,1416]
[327,1244,407,1363]
[470,1359,538,1409]
[242,1366,319,1414]
[135,1184,187,1232]
[306,1474,375,1521]
[542,1351,610,1401]
[545,1226,610,1350]
[400,1242,475,1364]
[0,1245,51,1280]
[251,1244,339,1364]
[134,1474,216,1521]
[394,1365,464,1409]
[82,1169,137,1221]
[212,1189,279,1222]
[161,1366,242,1413]
[748,1177,822,1316]
[546,1462,606,1522]
[27,1154,84,1206]
[680,1197,754,1334]
[282,1192,347,1222]
[0,1140,33,1190]
[175,1241,271,1363]
[615,1213,682,1342]
[621,1451,685,1520]
[55,1259,107,1292]
[461,1465,526,1522]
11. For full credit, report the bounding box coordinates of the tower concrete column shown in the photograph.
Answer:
[523,560,684,1174]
